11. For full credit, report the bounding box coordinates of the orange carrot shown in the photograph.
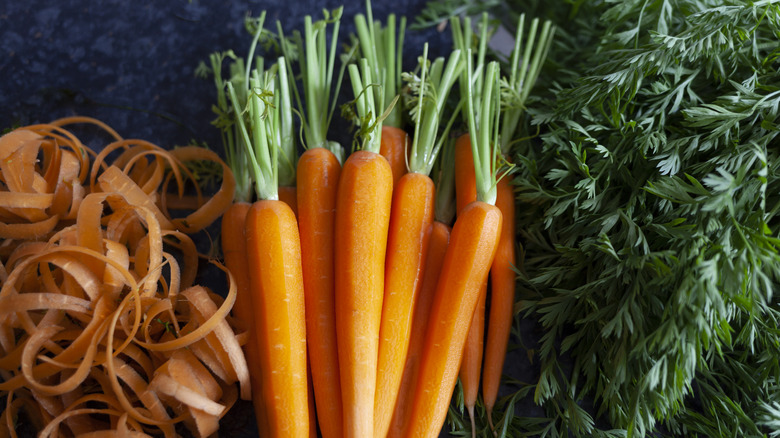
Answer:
[374,172,434,437]
[387,221,450,438]
[245,200,309,438]
[404,201,502,437]
[482,176,517,426]
[279,9,347,438]
[278,186,298,218]
[226,54,309,437]
[336,58,395,438]
[374,45,462,438]
[297,147,343,438]
[220,202,270,438]
[380,126,410,185]
[455,133,477,213]
[335,150,392,438]
[455,130,487,436]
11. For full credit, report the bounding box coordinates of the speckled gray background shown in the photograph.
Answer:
[0,1,538,437]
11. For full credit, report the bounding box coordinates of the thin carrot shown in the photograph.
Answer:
[405,53,504,438]
[229,57,309,438]
[482,176,516,425]
[336,58,395,438]
[374,44,462,438]
[405,202,501,438]
[380,126,410,185]
[387,137,457,438]
[279,10,347,438]
[482,16,554,426]
[354,0,408,184]
[208,25,273,438]
[452,16,492,435]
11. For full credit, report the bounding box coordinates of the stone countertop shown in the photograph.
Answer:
[0,1,539,437]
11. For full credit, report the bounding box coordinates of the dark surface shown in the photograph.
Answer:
[0,1,539,437]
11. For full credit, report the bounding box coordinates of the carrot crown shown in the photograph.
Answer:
[405,43,463,176]
[278,8,348,161]
[354,0,406,130]
[453,12,500,205]
[227,58,292,201]
[499,14,555,154]
[346,58,397,154]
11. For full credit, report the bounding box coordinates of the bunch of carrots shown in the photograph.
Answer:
[208,2,554,438]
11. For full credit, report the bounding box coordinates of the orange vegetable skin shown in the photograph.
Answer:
[296,147,343,438]
[374,172,435,438]
[334,150,393,438]
[380,126,409,185]
[245,200,309,438]
[405,201,502,438]
[460,280,486,434]
[278,185,298,218]
[483,176,517,421]
[454,131,486,429]
[387,221,451,438]
[454,134,476,213]
[220,202,270,438]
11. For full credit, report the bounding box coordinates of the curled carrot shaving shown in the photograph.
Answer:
[0,119,243,437]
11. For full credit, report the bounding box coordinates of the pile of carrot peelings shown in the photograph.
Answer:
[0,117,251,438]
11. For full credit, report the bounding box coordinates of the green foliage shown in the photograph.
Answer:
[415,0,780,436]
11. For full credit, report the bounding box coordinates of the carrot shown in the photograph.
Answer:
[404,52,504,438]
[245,200,308,438]
[451,16,493,435]
[482,176,516,425]
[278,186,298,217]
[279,10,347,438]
[380,125,410,185]
[455,133,477,213]
[220,202,270,437]
[209,23,278,436]
[405,202,501,437]
[481,16,554,426]
[297,147,343,438]
[374,44,462,438]
[335,58,395,438]
[228,56,309,437]
[388,136,457,438]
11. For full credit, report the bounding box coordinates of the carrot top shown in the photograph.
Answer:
[405,44,462,176]
[208,12,298,199]
[354,0,406,130]
[499,14,555,154]
[278,8,349,161]
[345,58,398,154]
[227,58,292,201]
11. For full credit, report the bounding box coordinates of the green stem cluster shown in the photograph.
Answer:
[354,0,407,130]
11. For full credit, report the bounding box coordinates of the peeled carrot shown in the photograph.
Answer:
[455,133,477,213]
[380,126,410,185]
[374,44,462,438]
[245,200,309,438]
[482,175,517,424]
[278,186,298,218]
[455,132,487,435]
[387,221,451,438]
[220,202,270,438]
[405,201,502,437]
[297,147,343,438]
[374,172,434,437]
[335,149,393,438]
